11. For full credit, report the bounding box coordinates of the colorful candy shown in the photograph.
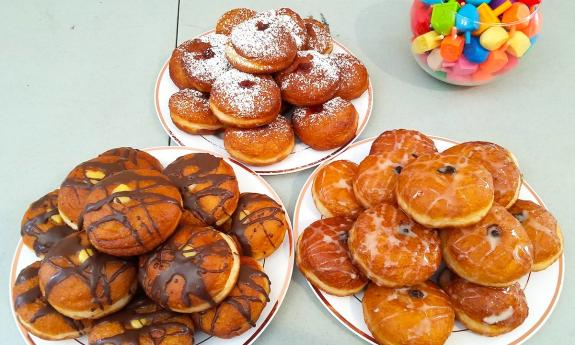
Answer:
[410,0,542,85]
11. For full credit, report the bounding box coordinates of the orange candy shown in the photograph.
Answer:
[502,3,531,30]
[520,8,542,37]
[441,29,465,62]
[479,49,509,74]
[472,68,493,83]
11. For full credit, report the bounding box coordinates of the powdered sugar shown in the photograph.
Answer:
[228,115,292,140]
[169,89,209,113]
[278,50,340,93]
[180,33,231,85]
[258,9,307,49]
[292,97,349,123]
[211,69,280,118]
[231,15,295,60]
[304,18,332,53]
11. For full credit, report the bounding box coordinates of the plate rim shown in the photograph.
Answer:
[292,135,565,345]
[9,145,296,345]
[153,30,374,176]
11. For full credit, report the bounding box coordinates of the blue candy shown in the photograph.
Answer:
[456,4,480,44]
[466,0,491,5]
[421,0,444,5]
[464,36,490,63]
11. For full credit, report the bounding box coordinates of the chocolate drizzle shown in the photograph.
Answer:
[163,153,237,226]
[81,170,182,247]
[93,322,192,345]
[230,193,285,256]
[21,191,75,256]
[144,227,234,309]
[100,147,162,171]
[42,232,134,309]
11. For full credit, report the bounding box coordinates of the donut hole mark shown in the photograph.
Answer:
[397,223,416,237]
[513,211,528,223]
[487,224,502,238]
[256,21,270,31]
[197,47,215,60]
[239,80,256,89]
[408,289,425,299]
[393,166,403,175]
[307,104,324,115]
[437,165,456,175]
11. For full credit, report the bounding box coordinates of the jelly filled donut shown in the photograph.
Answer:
[82,169,183,256]
[88,296,195,345]
[99,147,164,172]
[292,97,358,151]
[348,203,441,287]
[296,217,368,296]
[275,50,340,106]
[443,141,522,208]
[169,89,223,134]
[216,8,257,36]
[312,160,363,218]
[331,53,369,100]
[224,115,295,166]
[362,282,455,345]
[210,69,281,128]
[193,256,270,338]
[21,190,76,257]
[228,192,289,260]
[396,154,495,228]
[169,33,231,92]
[139,225,240,313]
[163,153,240,227]
[58,154,159,230]
[303,18,333,54]
[13,262,91,340]
[226,15,297,74]
[441,204,533,287]
[439,270,529,337]
[370,129,437,158]
[509,199,563,271]
[353,150,412,209]
[38,232,137,319]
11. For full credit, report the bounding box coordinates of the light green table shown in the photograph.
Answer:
[2,0,574,344]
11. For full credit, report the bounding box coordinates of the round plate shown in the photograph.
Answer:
[293,136,564,345]
[10,146,296,345]
[154,30,373,175]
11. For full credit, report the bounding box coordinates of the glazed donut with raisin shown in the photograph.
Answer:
[224,116,295,166]
[193,256,270,338]
[228,192,289,260]
[21,190,76,257]
[312,160,363,218]
[13,262,91,340]
[226,15,297,74]
[39,232,137,320]
[275,50,340,106]
[441,204,533,287]
[296,217,368,296]
[331,53,369,100]
[443,141,522,208]
[82,169,183,256]
[370,129,437,158]
[139,225,240,313]
[169,33,231,92]
[439,270,529,336]
[216,8,257,36]
[362,282,455,345]
[169,89,223,134]
[396,153,495,228]
[210,69,281,128]
[348,203,442,287]
[292,97,358,151]
[509,199,563,271]
[303,18,333,54]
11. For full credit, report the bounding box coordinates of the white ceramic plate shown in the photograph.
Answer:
[154,31,373,175]
[10,146,296,345]
[293,136,564,345]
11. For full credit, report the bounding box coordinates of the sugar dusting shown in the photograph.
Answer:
[228,115,292,141]
[292,97,349,124]
[231,15,295,60]
[170,89,210,113]
[304,18,332,52]
[278,50,339,93]
[180,33,231,85]
[257,9,307,49]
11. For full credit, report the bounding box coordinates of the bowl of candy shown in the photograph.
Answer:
[410,0,542,86]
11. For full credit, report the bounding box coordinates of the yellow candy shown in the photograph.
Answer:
[506,31,531,58]
[474,1,512,36]
[412,31,444,55]
[480,26,510,51]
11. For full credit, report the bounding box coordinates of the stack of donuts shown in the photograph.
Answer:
[168,7,369,166]
[13,147,289,343]
[297,129,563,345]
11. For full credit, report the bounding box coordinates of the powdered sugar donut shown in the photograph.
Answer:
[169,89,223,134]
[224,116,295,166]
[331,53,369,100]
[296,217,368,296]
[216,8,257,36]
[169,33,231,92]
[209,69,281,128]
[370,129,437,157]
[303,18,333,54]
[226,15,297,74]
[292,97,358,150]
[348,203,442,287]
[312,160,363,218]
[257,8,308,50]
[275,50,340,106]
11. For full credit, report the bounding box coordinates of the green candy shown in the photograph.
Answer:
[431,0,461,36]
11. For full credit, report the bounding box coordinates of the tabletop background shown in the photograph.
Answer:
[2,0,574,344]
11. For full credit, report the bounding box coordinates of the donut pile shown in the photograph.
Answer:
[167,7,370,166]
[297,129,563,344]
[13,147,289,343]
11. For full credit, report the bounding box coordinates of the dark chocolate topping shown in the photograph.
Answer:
[93,322,192,345]
[100,147,162,171]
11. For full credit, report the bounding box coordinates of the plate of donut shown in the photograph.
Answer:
[10,146,295,345]
[154,7,373,175]
[294,130,564,345]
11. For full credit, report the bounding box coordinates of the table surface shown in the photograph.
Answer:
[2,0,574,344]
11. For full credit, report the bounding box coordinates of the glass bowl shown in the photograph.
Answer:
[410,0,542,86]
